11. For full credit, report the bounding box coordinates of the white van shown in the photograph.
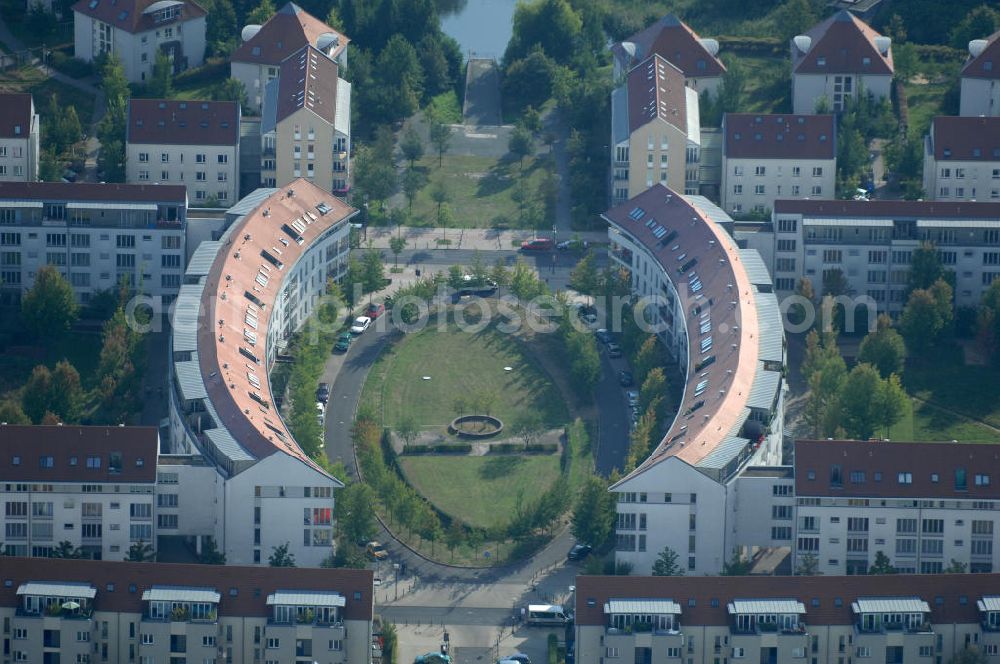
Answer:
[527,604,567,626]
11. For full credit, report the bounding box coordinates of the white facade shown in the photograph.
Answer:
[791,72,892,114]
[73,6,206,84]
[232,60,279,114]
[766,200,1000,315]
[923,153,1000,202]
[0,182,187,305]
[126,143,240,206]
[961,77,1000,117]
[0,95,39,182]
[722,157,835,215]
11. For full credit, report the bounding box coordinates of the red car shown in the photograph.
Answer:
[520,237,554,251]
[366,302,385,319]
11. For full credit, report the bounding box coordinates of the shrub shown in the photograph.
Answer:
[49,51,95,78]
[525,443,558,454]
[488,442,523,454]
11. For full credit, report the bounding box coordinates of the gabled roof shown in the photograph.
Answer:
[723,113,836,160]
[962,30,1000,79]
[232,2,348,66]
[273,45,340,126]
[792,10,892,76]
[0,182,187,204]
[72,0,206,35]
[929,116,1000,161]
[127,99,239,147]
[0,425,158,483]
[795,439,1000,500]
[613,14,725,78]
[0,93,34,139]
[626,54,689,134]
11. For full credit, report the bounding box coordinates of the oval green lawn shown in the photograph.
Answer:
[397,454,561,529]
[376,324,568,428]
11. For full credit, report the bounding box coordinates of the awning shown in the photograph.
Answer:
[605,599,681,615]
[266,591,345,607]
[174,360,207,401]
[66,201,157,211]
[204,427,255,462]
[0,200,43,208]
[728,599,805,614]
[916,219,1000,228]
[142,586,221,603]
[851,598,929,614]
[802,218,893,227]
[17,582,97,599]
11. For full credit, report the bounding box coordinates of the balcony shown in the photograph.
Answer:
[855,621,933,635]
[605,622,681,637]
[17,605,93,620]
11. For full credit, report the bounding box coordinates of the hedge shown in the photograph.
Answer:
[488,442,523,454]
[402,443,472,455]
[525,443,559,454]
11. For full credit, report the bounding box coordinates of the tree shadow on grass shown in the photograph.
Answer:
[479,455,524,480]
[476,162,515,197]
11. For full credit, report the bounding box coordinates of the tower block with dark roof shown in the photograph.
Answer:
[791,10,893,114]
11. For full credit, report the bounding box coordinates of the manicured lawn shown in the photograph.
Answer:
[398,454,561,529]
[362,323,569,429]
[904,79,950,140]
[0,66,96,124]
[901,344,1000,432]
[406,153,553,229]
[740,55,791,114]
[889,398,998,443]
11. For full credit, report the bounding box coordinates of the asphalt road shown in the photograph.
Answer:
[390,248,608,271]
[382,605,512,626]
[594,344,632,476]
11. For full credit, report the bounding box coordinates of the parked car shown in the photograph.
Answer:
[505,655,531,664]
[618,370,633,387]
[579,312,598,327]
[366,302,386,319]
[626,390,639,406]
[520,237,554,251]
[607,342,623,358]
[351,316,372,334]
[594,328,613,345]
[365,541,388,561]
[334,332,352,353]
[567,543,592,561]
[557,239,589,252]
[316,382,330,403]
[316,402,325,425]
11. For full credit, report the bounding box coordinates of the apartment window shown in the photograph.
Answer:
[896,538,917,555]
[847,517,869,532]
[898,472,913,485]
[196,154,206,163]
[772,526,792,540]
[812,166,823,177]
[218,154,228,164]
[142,634,153,645]
[773,505,792,520]
[195,171,206,181]
[138,152,149,162]
[218,171,228,181]
[754,184,765,195]
[973,520,994,535]
[777,218,797,233]
[130,503,152,519]
[754,166,766,176]
[266,638,280,649]
[732,184,743,195]
[138,169,150,181]
[157,514,178,529]
[798,537,819,551]
[976,474,991,486]
[792,166,801,177]
[956,468,968,491]
[972,540,993,556]
[823,249,842,263]
[923,519,944,534]
[811,185,823,195]
[161,153,169,163]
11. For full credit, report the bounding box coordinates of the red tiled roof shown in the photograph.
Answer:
[723,113,836,160]
[127,99,239,147]
[613,14,725,78]
[795,439,1000,499]
[0,557,373,621]
[196,179,357,470]
[792,10,892,76]
[626,54,689,134]
[575,574,1000,628]
[275,45,339,125]
[773,198,1000,217]
[232,2,348,66]
[71,0,206,35]
[603,185,758,477]
[930,116,1000,161]
[0,425,158,483]
[0,181,187,203]
[0,93,34,139]
[962,30,1000,79]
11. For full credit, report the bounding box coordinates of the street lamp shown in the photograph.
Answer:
[393,563,400,601]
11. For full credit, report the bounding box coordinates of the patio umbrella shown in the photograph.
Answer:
[61,601,80,610]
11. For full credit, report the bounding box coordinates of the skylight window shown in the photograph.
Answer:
[117,10,128,20]
[88,0,98,8]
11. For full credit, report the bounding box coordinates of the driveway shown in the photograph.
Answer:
[463,58,503,127]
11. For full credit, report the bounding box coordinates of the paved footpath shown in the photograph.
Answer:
[365,226,608,252]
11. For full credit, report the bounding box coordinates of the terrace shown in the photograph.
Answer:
[604,599,681,635]
[267,590,345,626]
[16,581,96,619]
[728,599,807,635]
[852,598,932,634]
[142,586,221,623]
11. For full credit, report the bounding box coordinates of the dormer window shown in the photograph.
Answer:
[943,148,952,158]
[817,57,826,66]
[252,46,261,56]
[862,57,871,66]
[13,125,20,135]
[985,61,994,72]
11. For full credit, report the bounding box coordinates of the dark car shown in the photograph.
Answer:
[606,342,623,358]
[618,370,633,387]
[506,655,532,664]
[567,543,592,561]
[316,383,330,403]
[333,332,352,353]
[594,328,613,345]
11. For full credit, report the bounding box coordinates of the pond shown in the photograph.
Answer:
[439,0,518,61]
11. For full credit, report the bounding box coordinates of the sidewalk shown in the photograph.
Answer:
[365,226,608,251]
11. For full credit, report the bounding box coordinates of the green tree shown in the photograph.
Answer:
[626,408,656,471]
[569,251,599,299]
[352,145,397,210]
[382,622,398,664]
[490,258,511,298]
[949,5,999,49]
[50,540,85,559]
[125,540,154,562]
[651,546,684,576]
[149,51,174,98]
[876,373,908,438]
[21,265,79,340]
[504,0,582,66]
[372,35,425,122]
[638,367,666,420]
[445,519,464,560]
[198,537,226,564]
[946,559,968,573]
[429,120,452,167]
[49,360,84,423]
[336,483,377,546]
[39,149,61,182]
[857,315,906,378]
[401,167,423,213]
[501,47,557,113]
[909,242,949,294]
[245,0,275,24]
[796,552,820,575]
[363,246,387,293]
[771,0,819,42]
[508,124,534,171]
[429,178,451,226]
[388,235,407,268]
[512,411,545,446]
[632,335,660,385]
[868,550,896,574]
[978,279,1000,363]
[400,124,424,166]
[205,0,238,55]
[100,52,130,104]
[948,647,989,664]
[900,280,952,353]
[213,78,249,107]
[0,399,30,424]
[839,363,883,439]
[22,365,54,424]
[268,542,296,567]
[721,549,752,576]
[571,475,615,547]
